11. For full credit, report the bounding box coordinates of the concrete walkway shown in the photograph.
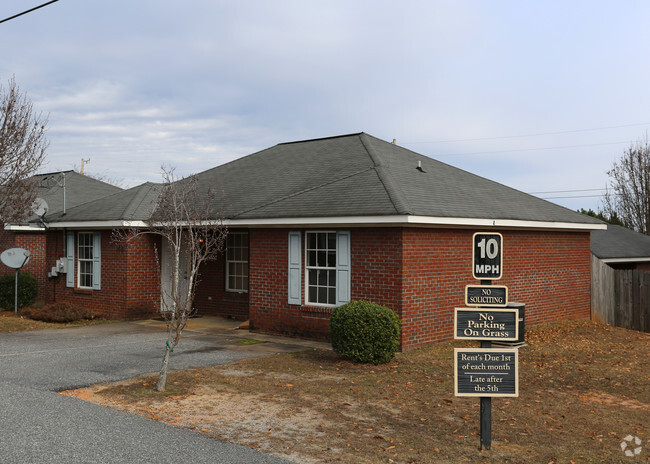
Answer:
[0,317,329,463]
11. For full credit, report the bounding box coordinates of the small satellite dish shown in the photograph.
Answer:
[1,248,31,269]
[31,198,48,217]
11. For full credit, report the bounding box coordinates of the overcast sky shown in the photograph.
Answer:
[2,1,650,213]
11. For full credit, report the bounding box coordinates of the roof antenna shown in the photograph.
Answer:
[80,157,90,174]
[416,160,426,173]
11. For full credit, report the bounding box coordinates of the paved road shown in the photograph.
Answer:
[0,321,301,463]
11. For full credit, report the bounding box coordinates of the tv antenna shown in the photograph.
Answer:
[80,158,90,174]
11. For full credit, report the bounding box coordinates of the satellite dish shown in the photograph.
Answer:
[31,198,48,217]
[1,248,31,269]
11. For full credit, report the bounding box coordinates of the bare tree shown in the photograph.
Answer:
[115,167,227,391]
[603,135,650,234]
[0,76,48,222]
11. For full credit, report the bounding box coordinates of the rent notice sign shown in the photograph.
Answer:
[454,348,519,397]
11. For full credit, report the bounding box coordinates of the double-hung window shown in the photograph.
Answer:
[226,231,249,292]
[306,232,337,305]
[66,231,101,290]
[78,232,95,288]
[288,230,350,306]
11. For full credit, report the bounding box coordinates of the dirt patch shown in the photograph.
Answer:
[62,320,649,463]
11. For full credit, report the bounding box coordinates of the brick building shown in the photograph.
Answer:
[19,133,605,349]
[1,171,122,301]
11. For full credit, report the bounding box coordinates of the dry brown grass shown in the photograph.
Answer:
[62,320,649,464]
[0,311,110,332]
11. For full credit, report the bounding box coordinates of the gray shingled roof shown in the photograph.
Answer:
[591,224,650,259]
[46,183,161,222]
[25,171,122,223]
[47,133,604,227]
[192,132,603,224]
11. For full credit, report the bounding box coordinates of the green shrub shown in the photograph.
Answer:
[19,303,100,323]
[0,272,38,311]
[330,300,401,364]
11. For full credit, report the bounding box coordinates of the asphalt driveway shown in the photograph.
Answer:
[0,319,319,463]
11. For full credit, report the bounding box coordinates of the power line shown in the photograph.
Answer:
[434,140,630,157]
[0,0,59,25]
[540,194,608,199]
[529,188,606,194]
[406,122,650,144]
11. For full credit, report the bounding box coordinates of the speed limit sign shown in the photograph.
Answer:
[472,232,503,280]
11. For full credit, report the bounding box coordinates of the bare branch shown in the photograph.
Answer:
[112,166,227,391]
[0,76,48,223]
[603,134,650,234]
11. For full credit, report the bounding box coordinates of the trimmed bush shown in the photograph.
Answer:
[19,303,100,323]
[330,300,401,364]
[0,272,38,311]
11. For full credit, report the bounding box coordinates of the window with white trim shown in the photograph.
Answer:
[306,231,337,305]
[77,232,100,289]
[226,231,249,292]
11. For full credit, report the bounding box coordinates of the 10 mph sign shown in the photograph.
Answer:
[472,233,503,280]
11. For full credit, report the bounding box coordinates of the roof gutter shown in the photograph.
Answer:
[40,220,149,229]
[601,257,650,264]
[41,215,605,231]
[4,224,46,232]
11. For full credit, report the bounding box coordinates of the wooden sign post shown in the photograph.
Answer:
[453,232,521,451]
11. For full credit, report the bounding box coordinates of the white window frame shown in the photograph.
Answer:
[226,231,249,293]
[305,231,338,306]
[77,232,95,289]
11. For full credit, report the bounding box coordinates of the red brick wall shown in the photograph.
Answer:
[124,234,161,317]
[247,227,591,350]
[249,229,316,337]
[0,228,49,301]
[248,228,404,341]
[194,254,249,319]
[21,225,591,348]
[44,230,160,319]
[400,228,592,349]
[401,228,467,348]
[500,230,591,325]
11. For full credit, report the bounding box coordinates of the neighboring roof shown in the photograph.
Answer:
[4,171,124,229]
[34,170,123,217]
[46,133,606,230]
[46,182,162,223]
[591,224,650,261]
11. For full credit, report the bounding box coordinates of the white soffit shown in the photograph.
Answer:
[43,215,605,231]
[601,257,650,264]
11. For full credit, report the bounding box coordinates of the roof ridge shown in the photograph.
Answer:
[232,167,377,218]
[359,133,412,215]
[122,183,161,220]
[277,132,364,146]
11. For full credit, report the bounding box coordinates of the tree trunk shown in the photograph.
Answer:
[156,345,172,392]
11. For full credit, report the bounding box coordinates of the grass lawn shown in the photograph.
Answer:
[0,311,111,332]
[63,320,648,464]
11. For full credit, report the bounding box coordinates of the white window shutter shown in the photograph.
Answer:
[288,231,301,305]
[336,231,351,305]
[92,232,101,290]
[66,232,75,288]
